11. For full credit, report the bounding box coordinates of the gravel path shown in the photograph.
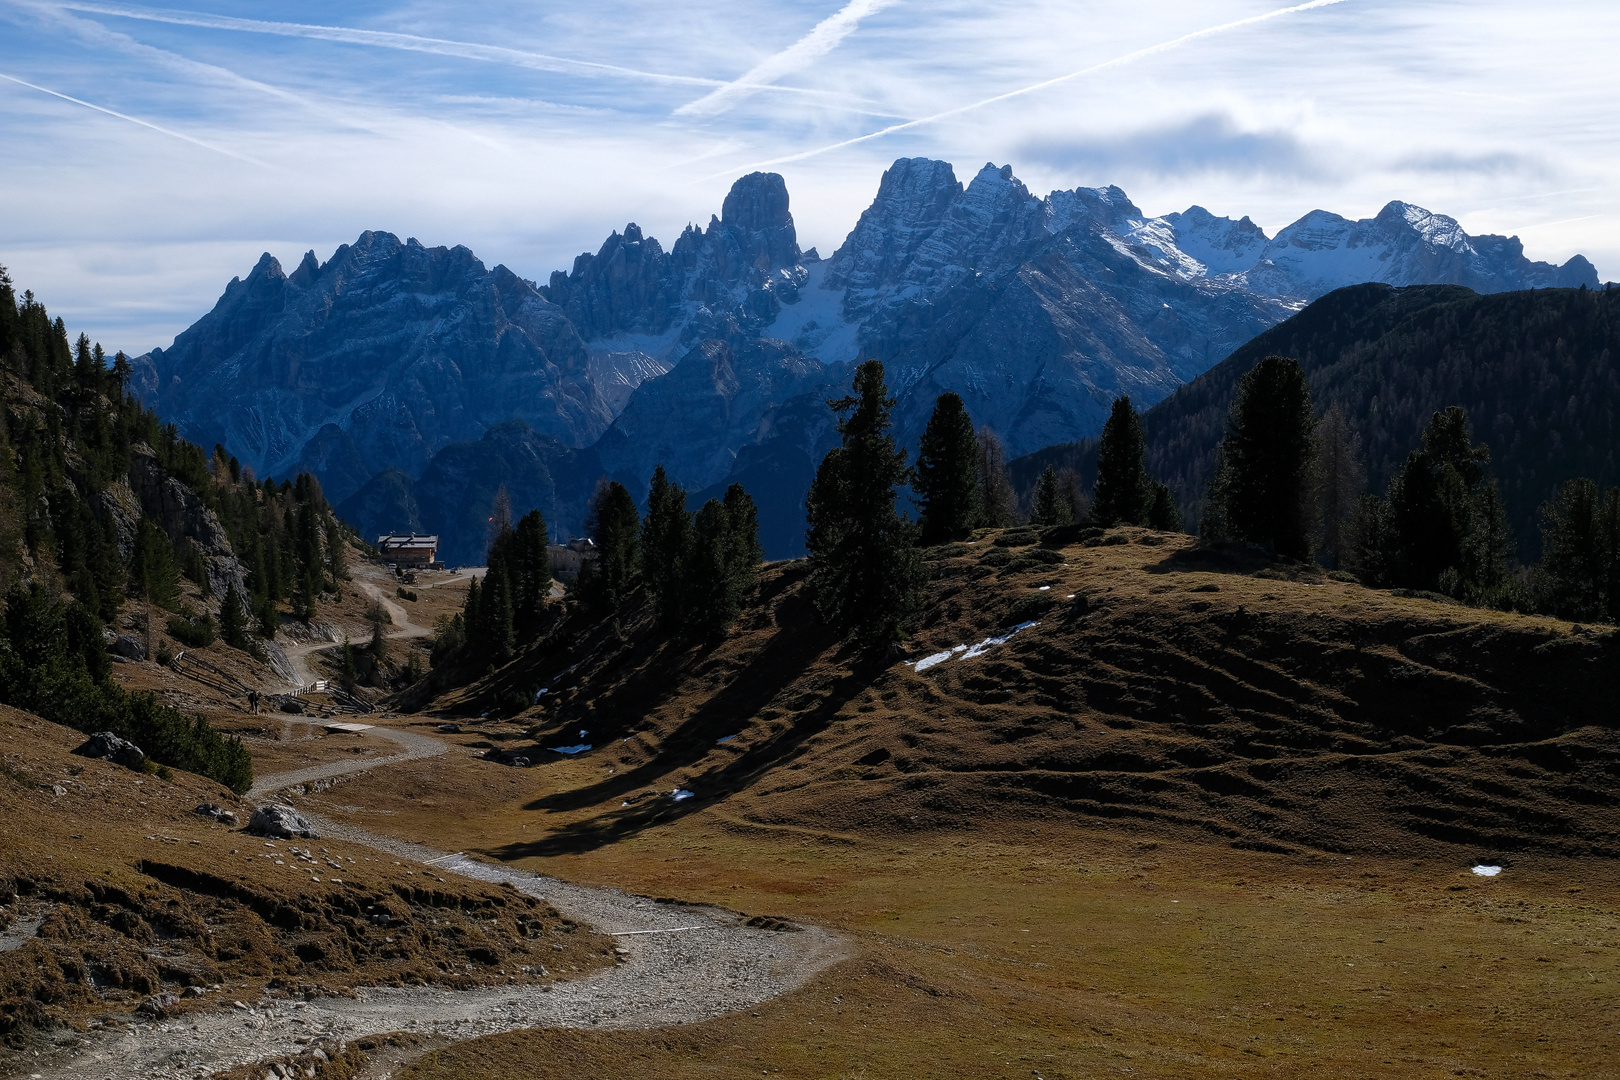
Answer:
[32,728,845,1080]
[246,722,445,800]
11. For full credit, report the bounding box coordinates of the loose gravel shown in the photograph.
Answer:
[34,734,845,1080]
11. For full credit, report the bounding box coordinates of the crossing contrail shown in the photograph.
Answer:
[676,0,893,117]
[55,0,862,105]
[708,0,1354,176]
[0,70,267,165]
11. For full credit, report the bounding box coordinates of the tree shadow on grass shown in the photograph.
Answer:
[483,597,882,858]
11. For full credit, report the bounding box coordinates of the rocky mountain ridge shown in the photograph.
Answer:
[134,158,1601,560]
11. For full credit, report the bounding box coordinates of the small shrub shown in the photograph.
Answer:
[928,544,969,560]
[980,548,1012,567]
[1253,568,1289,581]
[155,644,175,666]
[1327,570,1360,584]
[993,528,1040,548]
[1008,593,1056,623]
[166,614,216,647]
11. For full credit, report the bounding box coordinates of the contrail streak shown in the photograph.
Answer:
[0,70,267,165]
[710,0,1354,176]
[56,0,846,102]
[676,0,892,117]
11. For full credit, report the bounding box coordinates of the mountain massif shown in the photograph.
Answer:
[130,158,1601,561]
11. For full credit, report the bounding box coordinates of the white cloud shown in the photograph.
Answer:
[0,0,1616,355]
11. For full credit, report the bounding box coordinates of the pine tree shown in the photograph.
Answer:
[804,360,923,644]
[685,499,735,635]
[1030,465,1074,527]
[640,465,692,629]
[339,637,358,694]
[1203,357,1318,559]
[581,480,640,612]
[488,484,512,550]
[1093,397,1151,528]
[722,483,764,570]
[975,426,1016,528]
[914,393,981,544]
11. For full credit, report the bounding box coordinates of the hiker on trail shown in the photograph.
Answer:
[248,689,260,715]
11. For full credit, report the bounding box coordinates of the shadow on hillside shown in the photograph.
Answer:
[1143,541,1308,578]
[484,596,877,857]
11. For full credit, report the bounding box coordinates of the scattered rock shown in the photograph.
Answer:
[137,991,181,1018]
[46,783,68,796]
[72,731,146,770]
[484,748,532,768]
[280,698,306,715]
[248,804,321,840]
[436,723,462,734]
[194,803,239,825]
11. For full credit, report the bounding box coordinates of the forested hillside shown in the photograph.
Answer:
[0,265,352,791]
[1014,284,1619,557]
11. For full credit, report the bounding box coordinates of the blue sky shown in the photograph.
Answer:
[2,0,1616,354]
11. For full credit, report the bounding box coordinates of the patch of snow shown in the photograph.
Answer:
[716,735,736,743]
[960,621,1039,661]
[1472,865,1502,877]
[1038,585,1050,591]
[551,744,591,755]
[533,688,548,703]
[671,788,694,802]
[913,643,968,673]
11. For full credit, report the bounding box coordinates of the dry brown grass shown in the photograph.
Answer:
[0,707,612,1055]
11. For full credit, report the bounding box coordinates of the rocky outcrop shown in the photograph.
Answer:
[126,448,249,601]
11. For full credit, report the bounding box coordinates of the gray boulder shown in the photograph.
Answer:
[247,804,320,839]
[109,633,147,661]
[193,803,239,825]
[73,732,145,770]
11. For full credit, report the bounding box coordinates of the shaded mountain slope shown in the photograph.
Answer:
[416,529,1617,863]
[1013,284,1620,554]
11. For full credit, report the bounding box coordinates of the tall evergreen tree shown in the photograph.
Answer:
[512,509,552,639]
[914,393,981,543]
[1203,357,1318,559]
[581,480,640,612]
[219,583,250,650]
[1536,478,1620,621]
[130,519,180,611]
[1093,397,1151,528]
[805,360,923,644]
[640,465,693,629]
[1146,482,1184,532]
[1030,465,1074,527]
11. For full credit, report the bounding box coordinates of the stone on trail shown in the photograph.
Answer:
[72,731,146,770]
[248,804,321,839]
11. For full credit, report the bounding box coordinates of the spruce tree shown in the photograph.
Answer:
[914,393,981,543]
[685,499,735,635]
[581,480,641,612]
[1093,397,1150,528]
[1537,479,1620,621]
[512,509,551,640]
[219,583,250,650]
[1204,357,1317,559]
[130,519,180,611]
[1146,482,1184,532]
[722,483,764,571]
[640,466,692,630]
[1030,465,1074,527]
[804,360,923,644]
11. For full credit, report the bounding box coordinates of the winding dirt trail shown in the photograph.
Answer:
[38,723,845,1080]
